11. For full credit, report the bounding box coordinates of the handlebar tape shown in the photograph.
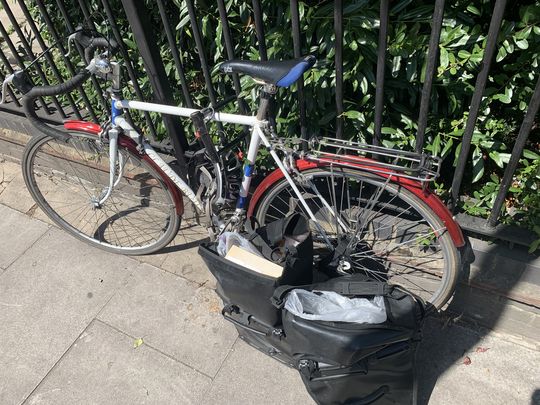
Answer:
[21,69,92,142]
[83,37,118,63]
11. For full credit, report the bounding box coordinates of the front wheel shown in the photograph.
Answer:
[22,132,181,255]
[253,167,460,309]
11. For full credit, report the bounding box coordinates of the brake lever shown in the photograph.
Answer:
[64,32,78,57]
[0,73,15,104]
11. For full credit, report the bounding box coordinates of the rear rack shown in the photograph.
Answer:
[304,137,441,183]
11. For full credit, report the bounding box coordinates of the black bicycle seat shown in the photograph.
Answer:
[219,55,316,87]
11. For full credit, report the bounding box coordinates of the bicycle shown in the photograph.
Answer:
[0,30,465,309]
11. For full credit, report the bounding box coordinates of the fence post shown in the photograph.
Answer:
[120,0,189,177]
[450,0,508,211]
[334,0,344,140]
[415,0,445,153]
[291,0,307,147]
[373,0,389,147]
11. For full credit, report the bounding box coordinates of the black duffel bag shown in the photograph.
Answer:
[198,213,313,326]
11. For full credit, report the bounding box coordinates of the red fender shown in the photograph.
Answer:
[247,158,465,248]
[63,120,184,215]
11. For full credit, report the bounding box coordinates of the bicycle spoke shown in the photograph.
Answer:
[255,167,458,308]
[28,133,178,252]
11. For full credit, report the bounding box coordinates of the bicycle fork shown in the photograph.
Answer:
[93,128,123,207]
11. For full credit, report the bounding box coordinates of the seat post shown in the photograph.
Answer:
[256,84,277,121]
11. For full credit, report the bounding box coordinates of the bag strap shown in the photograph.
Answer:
[271,279,392,308]
[247,231,278,260]
[245,216,285,261]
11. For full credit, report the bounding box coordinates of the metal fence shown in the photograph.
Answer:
[0,0,538,244]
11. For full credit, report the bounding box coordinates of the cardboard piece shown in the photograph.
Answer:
[225,245,283,278]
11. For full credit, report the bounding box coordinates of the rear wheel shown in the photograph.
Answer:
[253,167,460,309]
[22,132,181,255]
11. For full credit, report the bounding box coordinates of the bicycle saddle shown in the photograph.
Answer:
[219,55,316,87]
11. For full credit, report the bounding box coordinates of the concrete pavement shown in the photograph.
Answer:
[1,158,539,405]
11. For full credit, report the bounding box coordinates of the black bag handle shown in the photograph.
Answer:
[271,278,392,308]
[222,304,284,337]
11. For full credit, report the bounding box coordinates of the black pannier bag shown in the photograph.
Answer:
[198,214,425,405]
[271,275,425,405]
[198,213,313,326]
[271,275,424,366]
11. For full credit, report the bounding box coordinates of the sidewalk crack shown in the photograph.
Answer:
[20,319,97,405]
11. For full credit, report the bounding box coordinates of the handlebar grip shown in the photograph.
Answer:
[20,69,92,142]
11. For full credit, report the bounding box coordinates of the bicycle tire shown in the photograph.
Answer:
[252,167,460,310]
[22,131,181,255]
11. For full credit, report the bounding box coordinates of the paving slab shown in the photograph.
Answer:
[136,220,209,274]
[0,169,36,214]
[159,224,216,288]
[0,159,21,198]
[0,159,20,185]
[0,204,48,269]
[25,320,212,405]
[204,339,314,405]
[98,262,236,377]
[417,317,540,405]
[160,246,217,289]
[0,228,135,405]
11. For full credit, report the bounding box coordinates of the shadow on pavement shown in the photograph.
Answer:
[531,389,540,405]
[416,236,539,404]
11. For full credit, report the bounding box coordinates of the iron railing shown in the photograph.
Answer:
[0,0,538,244]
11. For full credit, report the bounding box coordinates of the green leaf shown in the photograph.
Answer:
[503,40,514,54]
[318,111,336,125]
[440,138,454,159]
[528,238,540,254]
[489,151,508,168]
[343,110,362,120]
[458,50,471,59]
[466,5,480,15]
[391,56,401,77]
[432,134,441,156]
[494,86,513,104]
[523,149,540,160]
[472,147,484,183]
[515,38,529,50]
[521,5,540,24]
[381,127,398,134]
[176,14,191,30]
[439,47,449,69]
[496,46,507,62]
[515,26,532,40]
[360,76,368,94]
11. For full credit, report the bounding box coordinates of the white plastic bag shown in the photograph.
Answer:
[284,289,387,324]
[217,232,262,257]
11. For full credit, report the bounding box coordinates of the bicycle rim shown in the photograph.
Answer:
[253,167,459,309]
[23,132,181,255]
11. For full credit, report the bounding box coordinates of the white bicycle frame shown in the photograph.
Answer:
[111,98,328,236]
